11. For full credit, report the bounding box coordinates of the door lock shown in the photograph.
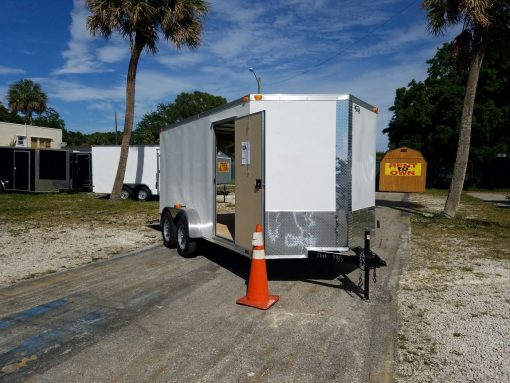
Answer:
[255,179,263,190]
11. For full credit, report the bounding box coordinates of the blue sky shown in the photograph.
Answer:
[0,0,458,150]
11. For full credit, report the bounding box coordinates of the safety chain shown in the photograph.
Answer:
[358,250,365,287]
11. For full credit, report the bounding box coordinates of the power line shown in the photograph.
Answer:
[271,0,420,86]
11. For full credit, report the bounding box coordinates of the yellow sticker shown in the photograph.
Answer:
[217,162,230,172]
[384,162,422,176]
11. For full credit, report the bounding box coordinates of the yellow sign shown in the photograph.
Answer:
[385,162,422,176]
[217,161,230,172]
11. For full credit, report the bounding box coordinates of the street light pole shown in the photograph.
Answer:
[249,67,261,94]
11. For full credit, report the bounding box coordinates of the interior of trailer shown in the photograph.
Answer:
[214,118,236,241]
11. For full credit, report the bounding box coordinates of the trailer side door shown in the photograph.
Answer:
[13,150,30,191]
[234,112,264,251]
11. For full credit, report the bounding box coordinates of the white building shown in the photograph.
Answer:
[0,121,63,149]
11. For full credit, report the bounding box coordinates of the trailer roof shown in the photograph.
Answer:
[161,94,376,132]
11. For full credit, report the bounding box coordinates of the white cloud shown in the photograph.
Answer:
[156,52,207,68]
[53,0,100,74]
[38,78,125,102]
[0,66,25,75]
[97,44,129,64]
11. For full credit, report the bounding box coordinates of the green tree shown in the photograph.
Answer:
[423,0,510,217]
[62,129,85,147]
[132,91,227,144]
[0,102,24,124]
[6,79,48,125]
[86,0,209,200]
[32,108,65,130]
[385,43,510,187]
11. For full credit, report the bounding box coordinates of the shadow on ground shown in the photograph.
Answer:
[200,242,364,298]
[376,198,426,216]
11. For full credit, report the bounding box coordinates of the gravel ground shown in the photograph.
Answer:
[0,193,234,289]
[395,193,510,382]
[0,219,160,289]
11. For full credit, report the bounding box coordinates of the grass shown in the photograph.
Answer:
[0,192,160,228]
[410,191,510,262]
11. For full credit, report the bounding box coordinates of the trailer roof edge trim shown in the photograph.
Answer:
[160,94,376,132]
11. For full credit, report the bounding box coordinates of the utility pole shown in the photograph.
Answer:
[115,111,118,145]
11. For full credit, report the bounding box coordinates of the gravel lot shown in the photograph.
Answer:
[395,193,510,383]
[0,192,234,288]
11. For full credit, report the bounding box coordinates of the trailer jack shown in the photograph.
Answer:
[310,231,386,300]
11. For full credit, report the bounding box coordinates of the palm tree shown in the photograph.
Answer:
[423,0,509,217]
[86,0,209,200]
[7,79,48,125]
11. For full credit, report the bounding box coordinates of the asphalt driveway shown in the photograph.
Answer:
[0,193,409,383]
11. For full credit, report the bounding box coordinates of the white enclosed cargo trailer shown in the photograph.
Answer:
[92,145,160,201]
[159,94,377,258]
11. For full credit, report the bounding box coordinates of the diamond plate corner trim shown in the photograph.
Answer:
[265,211,337,256]
[336,100,350,247]
[348,207,376,248]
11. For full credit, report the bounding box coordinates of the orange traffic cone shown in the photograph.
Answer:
[236,224,279,310]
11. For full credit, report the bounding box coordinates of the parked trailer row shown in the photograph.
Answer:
[0,146,91,193]
[159,94,379,260]
[91,145,160,201]
[0,145,162,201]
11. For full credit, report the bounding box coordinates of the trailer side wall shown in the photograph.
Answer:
[92,146,159,195]
[160,103,249,238]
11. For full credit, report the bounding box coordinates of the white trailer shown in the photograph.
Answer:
[92,145,160,201]
[159,94,378,258]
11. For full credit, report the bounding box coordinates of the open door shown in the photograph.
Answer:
[235,112,264,251]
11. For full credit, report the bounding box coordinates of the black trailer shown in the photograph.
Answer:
[0,146,78,193]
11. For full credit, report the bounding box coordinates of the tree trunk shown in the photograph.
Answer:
[443,48,484,217]
[110,35,145,201]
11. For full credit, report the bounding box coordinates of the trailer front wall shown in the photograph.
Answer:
[349,99,377,247]
[250,99,338,257]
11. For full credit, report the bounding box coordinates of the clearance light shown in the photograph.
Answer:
[254,94,263,100]
[174,204,184,209]
[373,107,379,114]
[242,95,250,103]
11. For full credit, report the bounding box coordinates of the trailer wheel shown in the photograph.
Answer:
[120,187,132,200]
[161,211,177,248]
[136,186,151,201]
[176,215,198,257]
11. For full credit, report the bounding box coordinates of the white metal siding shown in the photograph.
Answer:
[250,100,336,212]
[159,103,249,239]
[92,146,159,195]
[351,104,376,211]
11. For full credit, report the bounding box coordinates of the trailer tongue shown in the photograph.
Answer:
[310,230,387,300]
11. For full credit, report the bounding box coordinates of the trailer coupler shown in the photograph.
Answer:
[310,231,386,300]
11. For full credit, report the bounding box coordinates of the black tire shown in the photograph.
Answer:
[136,186,151,201]
[161,211,177,248]
[120,186,132,200]
[176,215,198,257]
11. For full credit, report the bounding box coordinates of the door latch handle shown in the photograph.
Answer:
[255,179,262,190]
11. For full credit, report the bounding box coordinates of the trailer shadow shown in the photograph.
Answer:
[376,198,426,216]
[200,242,364,298]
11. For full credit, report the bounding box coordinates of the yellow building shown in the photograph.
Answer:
[0,121,63,149]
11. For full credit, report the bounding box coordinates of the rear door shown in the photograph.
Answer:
[14,150,30,191]
[234,112,264,251]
